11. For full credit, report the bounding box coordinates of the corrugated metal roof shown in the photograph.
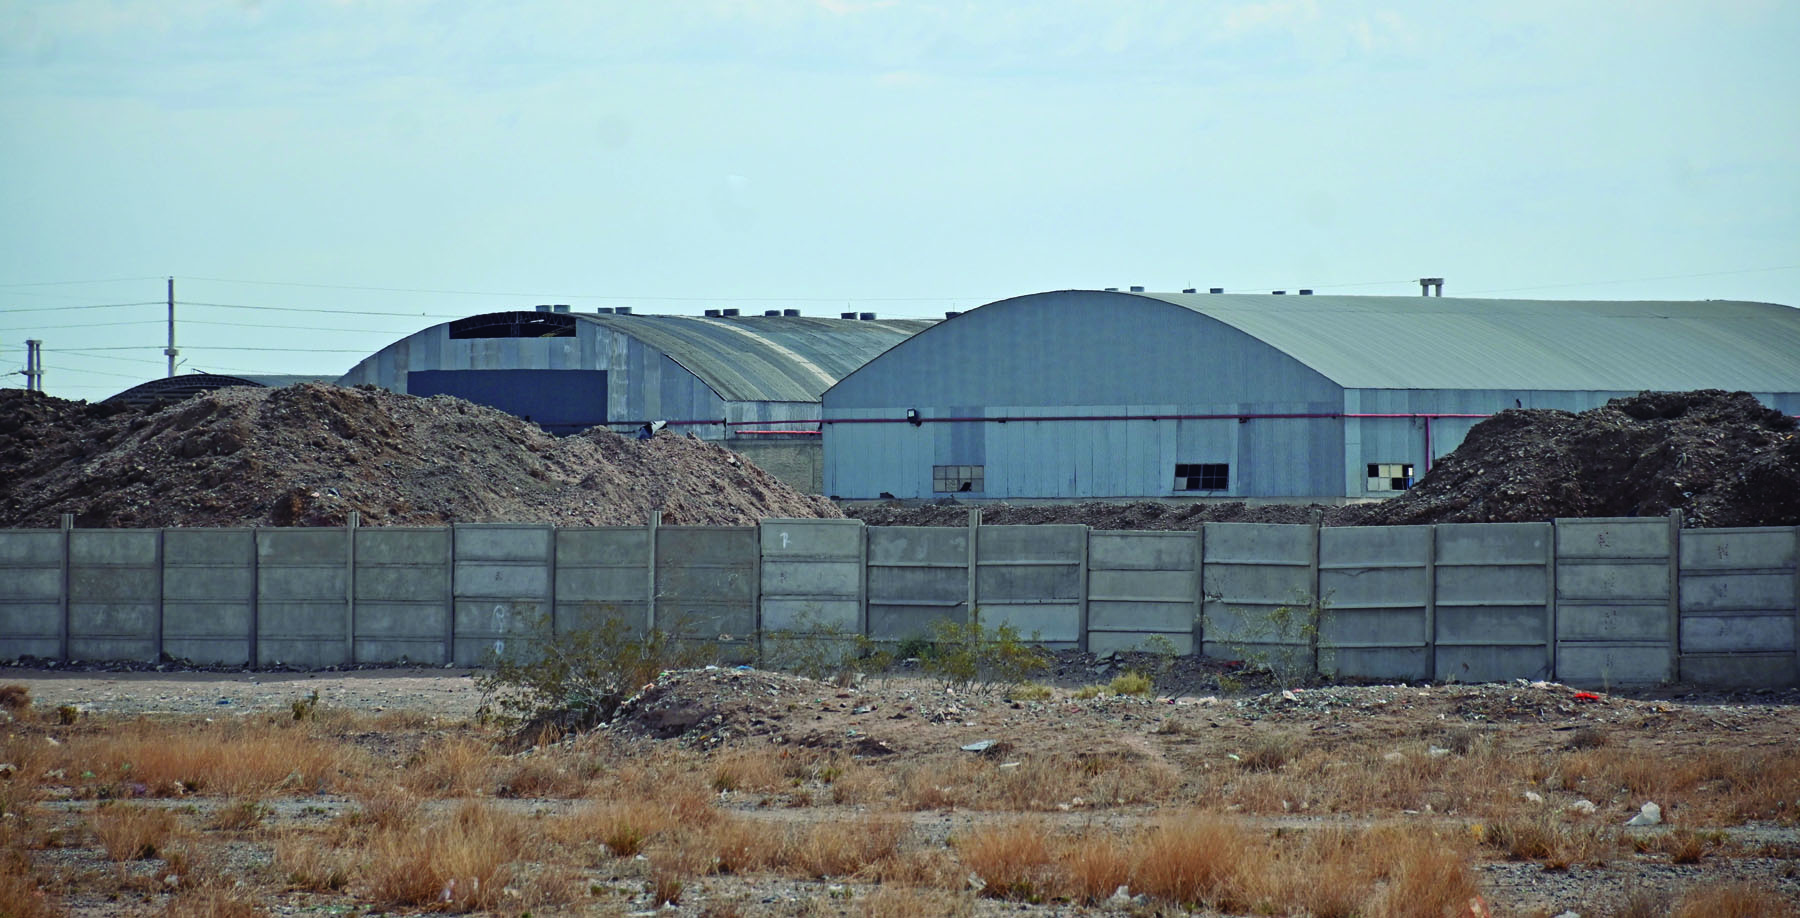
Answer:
[1126,291,1800,391]
[104,372,337,407]
[578,314,936,402]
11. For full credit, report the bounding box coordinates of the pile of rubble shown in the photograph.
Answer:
[0,384,841,528]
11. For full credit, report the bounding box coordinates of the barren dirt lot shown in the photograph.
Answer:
[2,660,1797,918]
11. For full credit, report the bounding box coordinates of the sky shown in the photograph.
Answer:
[2,1,1797,401]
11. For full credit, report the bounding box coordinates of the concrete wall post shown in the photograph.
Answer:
[1668,509,1683,681]
[646,511,660,633]
[966,507,980,627]
[345,512,359,665]
[1424,524,1437,679]
[58,513,72,662]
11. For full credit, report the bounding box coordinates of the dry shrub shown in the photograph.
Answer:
[1671,879,1799,918]
[783,816,906,879]
[361,801,521,911]
[1129,812,1251,907]
[859,886,974,917]
[0,851,58,918]
[494,752,588,798]
[162,884,264,918]
[1237,736,1293,772]
[44,719,353,798]
[647,845,708,906]
[272,830,353,892]
[1053,831,1132,904]
[559,799,675,857]
[89,804,181,861]
[711,747,790,793]
[956,821,1053,900]
[1363,828,1479,918]
[209,798,265,832]
[399,735,499,796]
[872,845,963,889]
[986,758,1080,811]
[0,684,29,712]
[896,758,982,810]
[705,815,774,875]
[828,760,893,805]
[1483,812,1613,869]
[344,786,420,834]
[513,863,585,912]
[1658,828,1709,864]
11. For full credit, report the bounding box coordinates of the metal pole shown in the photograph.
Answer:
[24,340,42,392]
[164,277,177,378]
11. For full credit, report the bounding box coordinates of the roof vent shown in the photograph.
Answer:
[534,304,552,312]
[1181,288,1196,294]
[1209,287,1224,294]
[859,312,876,321]
[615,307,633,315]
[1298,289,1313,296]
[782,308,800,317]
[1419,277,1444,296]
[722,308,740,317]
[945,310,962,318]
[1104,287,1118,291]
[552,304,570,313]
[841,312,856,319]
[764,309,781,316]
[704,309,721,317]
[1129,285,1145,292]
[595,307,615,315]
[1272,290,1286,295]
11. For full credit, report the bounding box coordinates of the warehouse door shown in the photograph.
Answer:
[408,369,607,434]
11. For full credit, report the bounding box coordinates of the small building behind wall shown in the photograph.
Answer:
[336,307,934,493]
[821,289,1800,500]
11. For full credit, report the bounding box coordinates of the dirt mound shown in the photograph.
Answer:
[0,384,841,528]
[846,391,1800,530]
[1343,389,1799,528]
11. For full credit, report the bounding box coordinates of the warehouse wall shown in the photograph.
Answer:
[823,291,1345,499]
[2,516,1794,688]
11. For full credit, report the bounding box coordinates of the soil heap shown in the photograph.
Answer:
[847,390,1800,529]
[0,383,841,528]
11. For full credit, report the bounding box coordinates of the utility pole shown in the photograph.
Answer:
[164,276,178,378]
[24,339,42,392]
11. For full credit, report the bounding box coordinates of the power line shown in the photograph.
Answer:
[0,276,163,288]
[4,320,166,332]
[183,275,987,303]
[3,301,165,313]
[183,300,467,319]
[1465,264,1800,296]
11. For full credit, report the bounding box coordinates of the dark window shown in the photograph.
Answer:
[448,312,576,339]
[932,465,984,493]
[1174,463,1229,491]
[1366,463,1415,491]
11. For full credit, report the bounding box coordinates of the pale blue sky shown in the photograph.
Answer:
[3,1,1797,400]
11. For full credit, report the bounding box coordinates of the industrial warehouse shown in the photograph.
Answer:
[820,289,1800,500]
[333,305,934,492]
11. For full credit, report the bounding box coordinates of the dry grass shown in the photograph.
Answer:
[361,801,522,910]
[88,803,182,860]
[398,734,499,796]
[859,886,975,917]
[781,815,907,879]
[0,849,58,918]
[39,719,356,797]
[209,798,266,831]
[0,684,30,713]
[555,798,679,857]
[162,884,265,918]
[272,829,354,892]
[1129,812,1250,907]
[711,746,793,793]
[1481,811,1615,869]
[955,821,1054,900]
[1053,829,1133,904]
[1671,879,1800,918]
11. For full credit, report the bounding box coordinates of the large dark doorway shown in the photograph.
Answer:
[408,369,607,435]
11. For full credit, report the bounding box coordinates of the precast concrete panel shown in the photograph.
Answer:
[1318,526,1431,681]
[1556,518,1675,686]
[759,519,865,671]
[355,528,451,664]
[1679,527,1798,687]
[655,527,757,659]
[1434,523,1551,682]
[163,529,254,665]
[1086,530,1200,655]
[555,528,650,636]
[867,527,969,642]
[975,525,1084,647]
[258,529,350,667]
[68,530,160,662]
[0,530,63,660]
[1202,523,1317,678]
[453,524,553,665]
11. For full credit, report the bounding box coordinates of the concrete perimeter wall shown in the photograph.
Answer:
[1,514,1795,687]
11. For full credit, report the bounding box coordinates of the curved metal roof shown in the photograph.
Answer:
[105,373,335,407]
[577,313,935,402]
[1117,291,1800,391]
